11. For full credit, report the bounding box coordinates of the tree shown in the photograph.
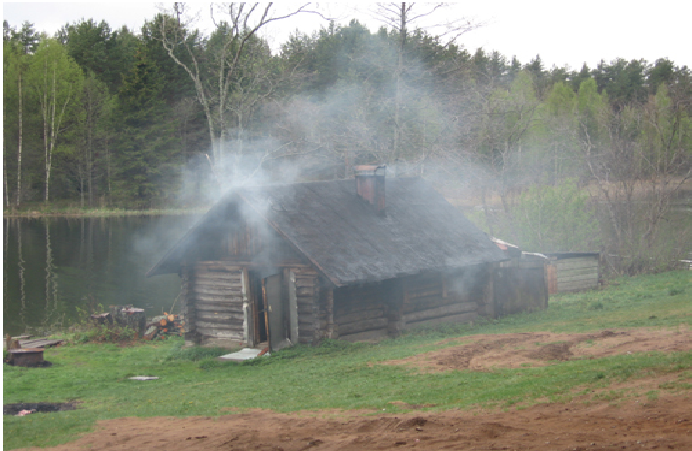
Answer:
[637,84,692,250]
[539,81,580,184]
[61,19,139,94]
[574,76,692,273]
[594,58,648,108]
[158,2,311,171]
[111,44,179,206]
[372,2,480,166]
[476,70,540,214]
[75,71,111,207]
[28,39,84,203]
[499,179,600,252]
[3,21,39,207]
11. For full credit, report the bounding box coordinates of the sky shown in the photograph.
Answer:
[3,1,690,71]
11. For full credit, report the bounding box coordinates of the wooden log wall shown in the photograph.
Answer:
[554,256,599,292]
[191,262,246,343]
[317,285,335,340]
[403,272,479,329]
[287,266,320,345]
[180,264,196,346]
[493,260,548,316]
[333,283,389,342]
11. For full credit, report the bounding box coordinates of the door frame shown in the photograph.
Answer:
[247,267,299,351]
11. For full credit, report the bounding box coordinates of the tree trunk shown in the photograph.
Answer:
[41,59,50,204]
[45,64,60,204]
[106,135,112,201]
[16,71,23,207]
[86,111,93,207]
[481,185,495,237]
[237,111,244,155]
[393,2,406,169]
[3,145,8,208]
[79,173,84,208]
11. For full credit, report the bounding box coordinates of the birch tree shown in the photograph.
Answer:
[372,3,480,166]
[158,2,310,170]
[29,39,83,203]
[3,21,39,207]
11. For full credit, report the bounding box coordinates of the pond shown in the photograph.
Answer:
[3,215,200,337]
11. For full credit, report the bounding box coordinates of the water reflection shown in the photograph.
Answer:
[3,215,197,337]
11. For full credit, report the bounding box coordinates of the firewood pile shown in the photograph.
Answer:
[144,313,185,340]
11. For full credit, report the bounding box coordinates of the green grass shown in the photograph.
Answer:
[4,270,692,449]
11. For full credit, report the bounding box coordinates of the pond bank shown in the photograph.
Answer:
[3,207,208,218]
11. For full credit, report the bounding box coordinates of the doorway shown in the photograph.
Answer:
[249,270,289,351]
[249,271,268,345]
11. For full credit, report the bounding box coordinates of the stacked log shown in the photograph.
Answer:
[144,313,185,340]
[108,306,147,337]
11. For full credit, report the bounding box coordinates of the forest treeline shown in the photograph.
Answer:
[3,5,691,274]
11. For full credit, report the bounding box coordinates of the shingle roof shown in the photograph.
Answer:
[147,177,506,285]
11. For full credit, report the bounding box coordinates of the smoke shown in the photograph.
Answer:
[165,19,583,267]
[447,264,486,299]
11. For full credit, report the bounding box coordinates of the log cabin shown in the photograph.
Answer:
[147,166,544,350]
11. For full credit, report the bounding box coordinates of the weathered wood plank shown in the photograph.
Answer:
[195,302,244,313]
[337,317,388,336]
[296,287,315,297]
[557,273,599,283]
[556,264,598,273]
[403,302,477,323]
[197,312,245,322]
[197,330,244,340]
[339,329,388,342]
[196,320,243,330]
[335,300,385,315]
[556,259,599,270]
[444,293,472,304]
[336,308,385,325]
[406,288,443,299]
[298,325,315,335]
[15,338,64,349]
[298,304,314,316]
[406,312,478,329]
[193,281,243,291]
[193,286,243,296]
[195,272,243,281]
[194,294,244,303]
[196,261,244,269]
[557,268,599,279]
[290,268,319,275]
[295,277,317,287]
[404,296,454,314]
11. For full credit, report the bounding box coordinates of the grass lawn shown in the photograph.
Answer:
[3,270,691,450]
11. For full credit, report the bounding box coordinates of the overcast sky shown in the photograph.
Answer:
[3,2,690,71]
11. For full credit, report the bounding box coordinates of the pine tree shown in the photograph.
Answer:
[111,43,179,206]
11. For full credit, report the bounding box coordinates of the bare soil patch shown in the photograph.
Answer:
[381,327,692,372]
[16,394,692,451]
[15,328,692,451]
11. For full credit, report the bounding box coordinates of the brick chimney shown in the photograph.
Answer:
[354,165,386,215]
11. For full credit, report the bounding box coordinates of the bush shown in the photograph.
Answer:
[494,179,600,253]
[71,324,138,344]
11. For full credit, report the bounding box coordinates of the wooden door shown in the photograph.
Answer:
[264,273,285,351]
